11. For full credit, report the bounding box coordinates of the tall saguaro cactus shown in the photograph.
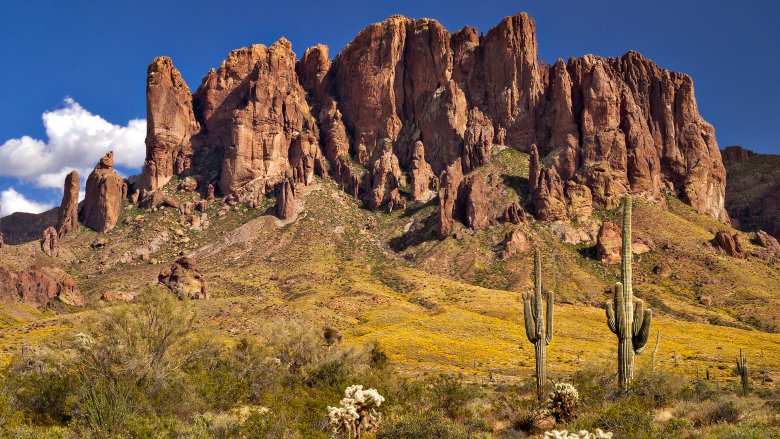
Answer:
[605,195,653,391]
[736,349,749,395]
[523,249,553,400]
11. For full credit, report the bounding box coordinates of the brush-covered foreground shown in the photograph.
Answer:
[1,148,779,437]
[1,291,778,438]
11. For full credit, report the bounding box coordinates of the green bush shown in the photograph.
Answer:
[629,370,689,408]
[378,410,469,439]
[593,397,654,439]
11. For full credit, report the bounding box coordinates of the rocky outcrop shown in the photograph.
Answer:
[193,39,321,197]
[41,227,58,257]
[755,230,780,254]
[158,257,208,300]
[409,141,437,202]
[135,12,729,236]
[56,170,80,237]
[0,265,84,307]
[714,231,744,258]
[595,222,622,264]
[721,146,754,164]
[140,191,180,210]
[529,51,728,223]
[275,177,297,220]
[138,57,200,192]
[366,150,403,210]
[80,152,125,233]
[437,159,464,239]
[499,228,531,259]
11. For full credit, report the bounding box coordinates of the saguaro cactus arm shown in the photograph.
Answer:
[606,301,617,334]
[633,309,653,353]
[523,293,538,343]
[545,290,554,345]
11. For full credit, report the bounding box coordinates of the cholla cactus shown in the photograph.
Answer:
[605,195,652,391]
[523,248,554,400]
[327,385,384,439]
[546,382,579,423]
[544,429,613,439]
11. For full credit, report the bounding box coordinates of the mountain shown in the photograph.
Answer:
[722,145,780,239]
[1,12,779,382]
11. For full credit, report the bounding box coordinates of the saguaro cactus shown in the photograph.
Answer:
[523,248,553,400]
[605,195,653,390]
[736,349,749,395]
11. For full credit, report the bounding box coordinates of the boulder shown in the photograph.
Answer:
[756,230,780,254]
[158,257,209,300]
[714,231,744,258]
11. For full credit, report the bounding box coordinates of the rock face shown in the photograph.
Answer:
[158,257,209,300]
[138,57,200,192]
[80,152,125,233]
[56,170,80,237]
[41,227,58,257]
[137,12,730,234]
[437,160,464,239]
[194,39,321,198]
[0,265,84,307]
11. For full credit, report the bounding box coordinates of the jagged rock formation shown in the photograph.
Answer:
[756,230,780,254]
[158,257,209,300]
[596,222,622,264]
[137,12,729,235]
[41,227,58,257]
[138,57,200,192]
[499,228,530,259]
[56,170,80,237]
[80,152,125,233]
[0,265,84,307]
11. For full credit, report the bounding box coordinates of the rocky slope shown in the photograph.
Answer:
[722,145,780,239]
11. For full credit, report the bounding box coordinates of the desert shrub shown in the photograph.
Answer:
[704,421,780,439]
[3,350,74,425]
[688,396,743,427]
[656,416,693,439]
[377,410,469,439]
[494,393,544,433]
[592,397,654,439]
[547,382,580,423]
[629,370,689,408]
[428,375,479,421]
[570,363,614,406]
[71,288,198,433]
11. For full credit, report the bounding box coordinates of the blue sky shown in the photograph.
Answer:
[0,0,778,216]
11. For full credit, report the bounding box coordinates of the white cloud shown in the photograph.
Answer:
[0,188,54,217]
[0,97,146,188]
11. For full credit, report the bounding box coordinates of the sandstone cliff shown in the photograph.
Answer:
[138,12,729,231]
[56,170,80,237]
